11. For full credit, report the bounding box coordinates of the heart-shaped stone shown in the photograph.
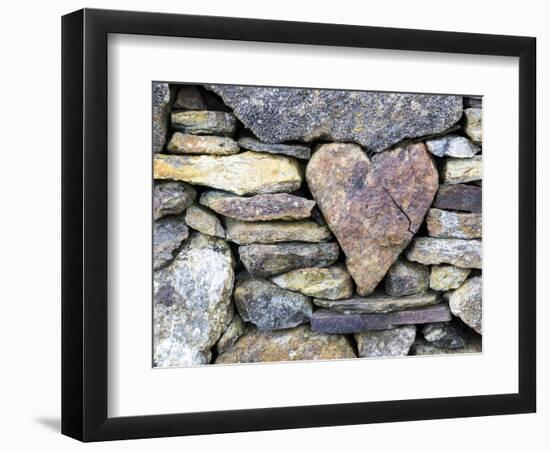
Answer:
[306,142,438,295]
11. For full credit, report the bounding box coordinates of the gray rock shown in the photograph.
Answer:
[422,322,465,349]
[445,276,482,334]
[215,325,356,364]
[153,233,235,366]
[463,108,482,144]
[355,326,417,358]
[433,183,482,213]
[384,259,430,297]
[184,205,225,238]
[166,133,240,155]
[270,265,353,300]
[406,237,482,269]
[238,137,311,159]
[426,208,482,239]
[313,291,440,314]
[154,152,303,196]
[311,303,451,334]
[210,85,462,152]
[425,134,480,158]
[225,218,331,245]
[216,314,246,354]
[200,190,315,222]
[172,85,206,110]
[239,242,339,277]
[463,96,482,109]
[234,278,313,331]
[410,332,481,356]
[153,181,196,220]
[172,110,237,136]
[152,82,171,153]
[441,156,483,184]
[153,215,189,270]
[429,265,471,291]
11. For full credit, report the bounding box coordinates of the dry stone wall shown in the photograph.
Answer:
[152,83,483,367]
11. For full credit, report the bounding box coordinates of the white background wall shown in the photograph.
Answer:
[0,0,546,448]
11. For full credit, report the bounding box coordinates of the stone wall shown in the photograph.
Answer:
[152,83,482,367]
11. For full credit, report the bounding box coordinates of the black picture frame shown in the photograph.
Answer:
[62,8,536,442]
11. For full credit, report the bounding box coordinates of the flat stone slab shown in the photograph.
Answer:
[406,237,482,269]
[238,137,311,159]
[239,242,339,277]
[225,218,331,244]
[433,184,482,213]
[210,85,462,152]
[313,291,440,314]
[154,152,303,196]
[310,303,452,334]
[166,133,240,155]
[199,191,315,221]
[171,110,237,136]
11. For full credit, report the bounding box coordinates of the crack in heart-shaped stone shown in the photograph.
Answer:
[306,142,438,295]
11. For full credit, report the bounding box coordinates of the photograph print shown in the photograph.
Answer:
[152,83,482,368]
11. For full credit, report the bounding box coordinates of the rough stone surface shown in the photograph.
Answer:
[355,326,416,358]
[306,142,438,295]
[154,152,303,195]
[234,278,313,331]
[153,181,196,220]
[200,191,315,222]
[173,85,206,110]
[153,215,189,270]
[433,184,482,213]
[311,303,451,334]
[152,82,171,153]
[406,237,482,269]
[464,108,482,144]
[426,208,482,239]
[184,205,225,238]
[441,156,483,184]
[425,134,481,158]
[239,242,339,277]
[384,259,430,297]
[154,233,235,367]
[171,110,237,136]
[429,265,471,291]
[238,137,311,159]
[422,322,465,349]
[215,325,356,364]
[445,276,482,334]
[216,314,246,354]
[270,265,353,300]
[313,291,440,314]
[463,96,482,109]
[166,133,239,155]
[210,85,462,152]
[410,333,481,355]
[225,219,331,244]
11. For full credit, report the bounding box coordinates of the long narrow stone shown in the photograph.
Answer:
[225,218,331,244]
[199,191,315,221]
[310,303,452,334]
[313,291,440,314]
[406,237,482,269]
[171,110,237,136]
[154,152,303,196]
[166,133,239,155]
[239,242,339,277]
[238,137,311,159]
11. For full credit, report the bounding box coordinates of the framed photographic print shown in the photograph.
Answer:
[61,8,536,442]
